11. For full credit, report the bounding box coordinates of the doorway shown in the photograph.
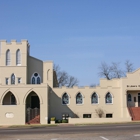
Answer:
[31,96,39,108]
[25,91,40,124]
[138,93,140,107]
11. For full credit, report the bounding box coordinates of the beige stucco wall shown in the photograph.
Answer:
[27,56,43,84]
[0,84,48,125]
[49,86,123,121]
[120,69,140,118]
[43,61,53,87]
[0,40,29,85]
[69,118,131,124]
[0,67,27,85]
[0,40,28,66]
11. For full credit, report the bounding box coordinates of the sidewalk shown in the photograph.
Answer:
[1,121,140,129]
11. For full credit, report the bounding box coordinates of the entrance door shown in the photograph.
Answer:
[26,92,40,124]
[31,96,39,108]
[138,93,140,107]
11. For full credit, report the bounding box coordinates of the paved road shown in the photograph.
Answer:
[0,123,140,140]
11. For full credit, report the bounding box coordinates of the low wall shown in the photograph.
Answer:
[68,117,131,124]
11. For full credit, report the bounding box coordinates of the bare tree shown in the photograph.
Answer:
[98,61,134,80]
[53,64,78,87]
[67,76,79,87]
[125,60,134,73]
[95,108,104,118]
[90,84,96,87]
[111,62,125,78]
[98,62,112,80]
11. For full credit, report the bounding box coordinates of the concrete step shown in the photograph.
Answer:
[27,115,40,124]
[129,107,140,121]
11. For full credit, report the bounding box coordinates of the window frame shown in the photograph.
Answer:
[11,74,15,85]
[105,92,113,104]
[18,77,21,84]
[127,94,132,102]
[83,114,92,118]
[91,92,99,104]
[62,93,70,105]
[5,78,9,85]
[106,114,113,118]
[16,49,21,66]
[31,72,41,84]
[76,92,83,105]
[6,49,10,66]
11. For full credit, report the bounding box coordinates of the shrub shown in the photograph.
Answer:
[56,119,62,123]
[62,119,68,123]
[95,108,104,118]
[58,120,62,123]
[51,117,55,121]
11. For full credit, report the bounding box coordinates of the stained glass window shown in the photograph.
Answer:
[32,77,35,84]
[31,73,41,84]
[106,92,112,104]
[37,77,40,84]
[127,94,131,102]
[62,93,69,105]
[34,73,38,77]
[91,92,98,104]
[76,93,83,104]
[11,74,15,84]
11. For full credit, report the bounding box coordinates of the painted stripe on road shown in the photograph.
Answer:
[116,125,140,128]
[134,134,140,136]
[100,136,109,140]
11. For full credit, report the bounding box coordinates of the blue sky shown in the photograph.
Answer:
[0,0,140,86]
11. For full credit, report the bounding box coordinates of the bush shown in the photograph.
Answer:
[62,119,68,123]
[56,119,62,123]
[51,117,55,121]
[58,120,62,123]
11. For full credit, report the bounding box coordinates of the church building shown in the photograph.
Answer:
[0,40,139,125]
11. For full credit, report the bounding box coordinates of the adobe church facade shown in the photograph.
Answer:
[0,40,139,125]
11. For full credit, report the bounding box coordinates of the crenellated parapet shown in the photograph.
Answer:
[0,39,30,67]
[53,85,120,90]
[54,85,100,89]
[0,40,29,46]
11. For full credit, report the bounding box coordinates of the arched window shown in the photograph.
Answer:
[127,94,131,102]
[16,49,21,65]
[91,92,98,104]
[37,77,40,84]
[76,93,83,104]
[32,77,35,84]
[6,49,10,66]
[3,92,17,105]
[62,93,69,105]
[11,74,15,84]
[11,94,16,105]
[31,73,41,84]
[105,92,112,104]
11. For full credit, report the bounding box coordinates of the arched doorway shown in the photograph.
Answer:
[2,91,17,105]
[25,91,40,124]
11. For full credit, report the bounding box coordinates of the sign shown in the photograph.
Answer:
[5,113,14,118]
